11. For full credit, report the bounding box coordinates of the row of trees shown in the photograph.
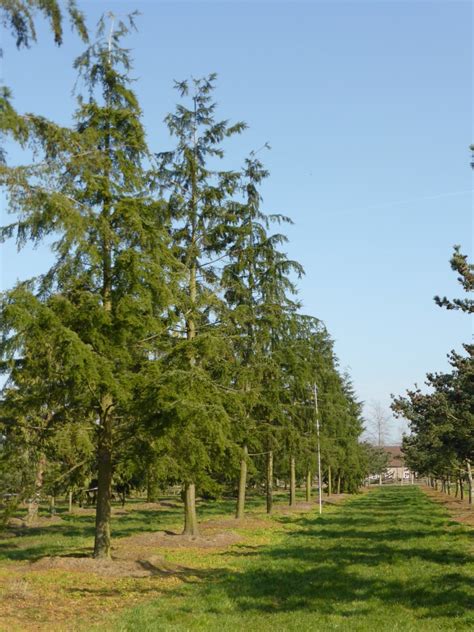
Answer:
[0,8,371,558]
[392,247,473,503]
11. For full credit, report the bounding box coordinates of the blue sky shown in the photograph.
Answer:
[1,1,472,440]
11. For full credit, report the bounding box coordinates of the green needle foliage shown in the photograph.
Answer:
[393,247,473,501]
[221,153,304,515]
[142,75,247,535]
[1,11,379,547]
[0,15,173,556]
[0,0,87,49]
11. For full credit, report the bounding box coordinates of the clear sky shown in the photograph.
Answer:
[1,1,472,441]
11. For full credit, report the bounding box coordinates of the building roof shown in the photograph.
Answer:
[384,445,404,467]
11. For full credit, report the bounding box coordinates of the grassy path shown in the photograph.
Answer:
[112,486,473,632]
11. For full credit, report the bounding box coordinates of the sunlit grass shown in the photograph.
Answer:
[0,487,472,631]
[109,487,473,632]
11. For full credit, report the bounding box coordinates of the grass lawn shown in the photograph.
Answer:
[0,486,472,631]
[111,486,473,632]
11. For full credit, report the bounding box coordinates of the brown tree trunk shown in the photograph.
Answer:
[26,453,46,525]
[183,482,199,536]
[466,460,473,505]
[336,475,341,495]
[93,399,113,559]
[459,476,464,500]
[455,478,459,498]
[266,450,273,514]
[327,464,332,496]
[236,445,248,519]
[49,495,56,516]
[146,465,159,503]
[305,469,311,502]
[289,455,296,506]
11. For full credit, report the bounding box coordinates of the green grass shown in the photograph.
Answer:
[109,487,473,632]
[0,491,287,563]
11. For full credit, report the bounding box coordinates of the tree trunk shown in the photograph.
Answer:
[49,495,56,516]
[183,482,199,535]
[459,476,464,500]
[466,460,473,505]
[68,489,73,513]
[379,472,382,486]
[146,465,160,503]
[455,478,459,498]
[266,450,273,514]
[327,464,332,496]
[447,477,451,495]
[236,445,248,519]
[93,400,113,560]
[336,475,341,495]
[26,453,46,525]
[289,455,296,506]
[305,469,311,502]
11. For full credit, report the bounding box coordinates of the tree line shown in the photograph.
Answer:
[392,247,473,503]
[1,5,377,558]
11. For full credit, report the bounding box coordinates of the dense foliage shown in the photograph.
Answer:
[393,247,473,502]
[1,11,370,554]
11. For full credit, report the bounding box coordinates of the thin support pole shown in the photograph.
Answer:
[314,384,322,515]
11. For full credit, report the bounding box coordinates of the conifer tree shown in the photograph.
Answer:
[151,75,246,535]
[0,15,172,557]
[221,154,303,516]
[0,0,87,48]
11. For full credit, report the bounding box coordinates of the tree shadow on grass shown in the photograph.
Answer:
[209,487,474,623]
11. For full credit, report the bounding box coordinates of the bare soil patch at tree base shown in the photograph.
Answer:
[7,515,64,529]
[421,485,474,527]
[121,528,243,551]
[29,554,193,578]
[200,516,271,530]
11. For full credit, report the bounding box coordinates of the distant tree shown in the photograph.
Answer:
[360,443,390,482]
[393,247,473,502]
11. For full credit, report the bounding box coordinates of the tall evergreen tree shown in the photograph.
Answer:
[150,75,246,534]
[0,15,172,557]
[221,154,303,516]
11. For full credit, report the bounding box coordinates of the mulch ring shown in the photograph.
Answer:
[28,553,197,578]
[421,486,473,527]
[120,529,243,551]
[7,515,64,529]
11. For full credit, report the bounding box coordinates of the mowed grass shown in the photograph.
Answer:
[0,487,472,631]
[110,486,474,632]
